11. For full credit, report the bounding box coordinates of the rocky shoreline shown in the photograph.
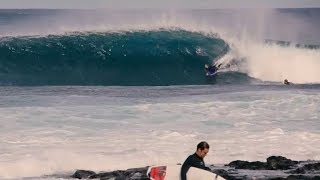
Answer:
[72,156,320,180]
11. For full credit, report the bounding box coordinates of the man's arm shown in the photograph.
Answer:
[180,163,190,180]
[181,156,193,180]
[203,166,211,171]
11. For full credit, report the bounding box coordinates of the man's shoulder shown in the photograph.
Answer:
[184,154,195,162]
[187,153,200,161]
[187,153,196,158]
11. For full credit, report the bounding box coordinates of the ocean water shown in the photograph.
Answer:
[0,8,319,179]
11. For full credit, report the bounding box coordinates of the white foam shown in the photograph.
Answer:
[217,39,320,83]
[0,88,319,178]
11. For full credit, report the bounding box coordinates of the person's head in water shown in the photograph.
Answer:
[196,141,209,158]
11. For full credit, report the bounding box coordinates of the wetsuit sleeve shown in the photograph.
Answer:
[200,161,211,171]
[180,157,191,180]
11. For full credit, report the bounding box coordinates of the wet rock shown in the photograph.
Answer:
[130,172,148,180]
[290,167,307,174]
[212,169,242,180]
[70,156,320,180]
[289,162,320,174]
[71,167,148,179]
[226,156,299,170]
[227,160,268,170]
[89,170,126,179]
[286,175,320,180]
[300,162,320,171]
[72,170,96,179]
[266,156,298,170]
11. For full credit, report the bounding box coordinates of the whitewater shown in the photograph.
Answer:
[0,8,319,179]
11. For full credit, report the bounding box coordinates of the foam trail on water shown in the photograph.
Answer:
[216,37,320,84]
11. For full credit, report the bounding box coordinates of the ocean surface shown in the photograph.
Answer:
[0,8,319,179]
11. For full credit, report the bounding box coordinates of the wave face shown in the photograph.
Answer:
[0,30,233,86]
[1,8,320,86]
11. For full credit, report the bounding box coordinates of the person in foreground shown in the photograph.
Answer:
[180,141,211,180]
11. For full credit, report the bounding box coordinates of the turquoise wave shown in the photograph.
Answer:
[0,30,245,86]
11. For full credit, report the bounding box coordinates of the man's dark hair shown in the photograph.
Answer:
[197,141,209,150]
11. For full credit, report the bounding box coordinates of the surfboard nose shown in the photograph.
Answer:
[148,166,167,180]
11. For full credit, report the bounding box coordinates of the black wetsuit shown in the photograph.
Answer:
[180,153,210,180]
[205,65,217,75]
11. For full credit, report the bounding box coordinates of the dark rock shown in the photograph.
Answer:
[302,163,320,171]
[227,160,268,170]
[70,157,320,180]
[289,167,307,174]
[90,170,126,179]
[130,172,148,179]
[262,175,320,180]
[286,175,320,180]
[89,167,148,180]
[72,170,96,179]
[266,156,299,170]
[289,162,320,174]
[123,167,148,179]
[212,169,240,180]
[101,176,125,180]
[227,156,299,170]
[115,177,127,180]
